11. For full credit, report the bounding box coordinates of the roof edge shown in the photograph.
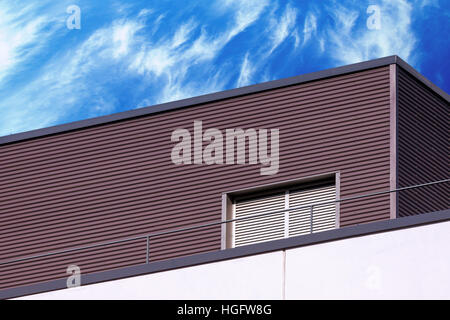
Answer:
[1,55,447,146]
[395,56,450,103]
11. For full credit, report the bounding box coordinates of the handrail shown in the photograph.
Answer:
[0,179,448,266]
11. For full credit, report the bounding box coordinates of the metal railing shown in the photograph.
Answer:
[0,179,448,267]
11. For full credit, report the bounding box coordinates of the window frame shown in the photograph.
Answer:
[221,172,340,249]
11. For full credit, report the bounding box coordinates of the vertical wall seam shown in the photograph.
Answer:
[395,64,399,219]
[389,64,398,220]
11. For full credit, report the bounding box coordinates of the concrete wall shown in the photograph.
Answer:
[16,220,450,300]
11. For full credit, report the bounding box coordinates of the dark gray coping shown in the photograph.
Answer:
[2,208,449,299]
[0,55,448,146]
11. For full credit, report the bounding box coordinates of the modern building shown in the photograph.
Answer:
[0,55,448,299]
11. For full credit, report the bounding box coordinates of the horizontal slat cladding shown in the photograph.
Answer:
[0,66,391,290]
[0,238,146,289]
[396,66,449,217]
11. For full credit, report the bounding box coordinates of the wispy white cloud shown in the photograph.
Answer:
[137,8,153,17]
[417,0,440,8]
[158,68,228,103]
[329,5,359,33]
[325,0,416,64]
[0,0,271,135]
[0,2,65,84]
[128,20,198,78]
[318,37,325,53]
[237,52,254,87]
[0,17,143,135]
[268,4,298,54]
[0,0,435,137]
[230,2,300,86]
[220,0,270,40]
[112,20,144,58]
[303,12,318,46]
[130,0,270,104]
[292,29,301,49]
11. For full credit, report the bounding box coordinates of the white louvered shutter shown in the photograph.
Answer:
[234,193,285,247]
[289,185,336,236]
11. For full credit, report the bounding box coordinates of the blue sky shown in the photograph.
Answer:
[0,0,448,136]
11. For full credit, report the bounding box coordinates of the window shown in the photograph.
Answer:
[226,175,337,248]
[234,192,286,247]
[288,184,336,236]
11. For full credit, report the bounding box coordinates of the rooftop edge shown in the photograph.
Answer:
[0,55,448,146]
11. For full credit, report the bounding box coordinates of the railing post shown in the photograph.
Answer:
[146,236,149,264]
[310,205,314,234]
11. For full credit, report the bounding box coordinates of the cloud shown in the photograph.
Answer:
[303,12,318,46]
[220,0,270,40]
[230,2,300,86]
[112,20,144,58]
[0,2,65,84]
[0,0,272,135]
[128,20,198,78]
[158,69,228,104]
[292,29,301,49]
[237,52,254,87]
[1,0,437,137]
[417,0,440,8]
[325,0,416,64]
[268,4,298,54]
[0,17,143,135]
[130,0,270,104]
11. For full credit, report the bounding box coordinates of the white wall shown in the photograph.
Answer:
[285,221,450,299]
[17,251,284,300]
[16,221,450,300]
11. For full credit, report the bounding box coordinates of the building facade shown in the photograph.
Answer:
[0,56,448,298]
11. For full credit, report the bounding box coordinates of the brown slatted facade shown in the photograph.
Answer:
[0,66,392,290]
[396,66,449,217]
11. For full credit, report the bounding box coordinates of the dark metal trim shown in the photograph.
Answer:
[2,208,449,300]
[389,64,397,220]
[395,63,400,219]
